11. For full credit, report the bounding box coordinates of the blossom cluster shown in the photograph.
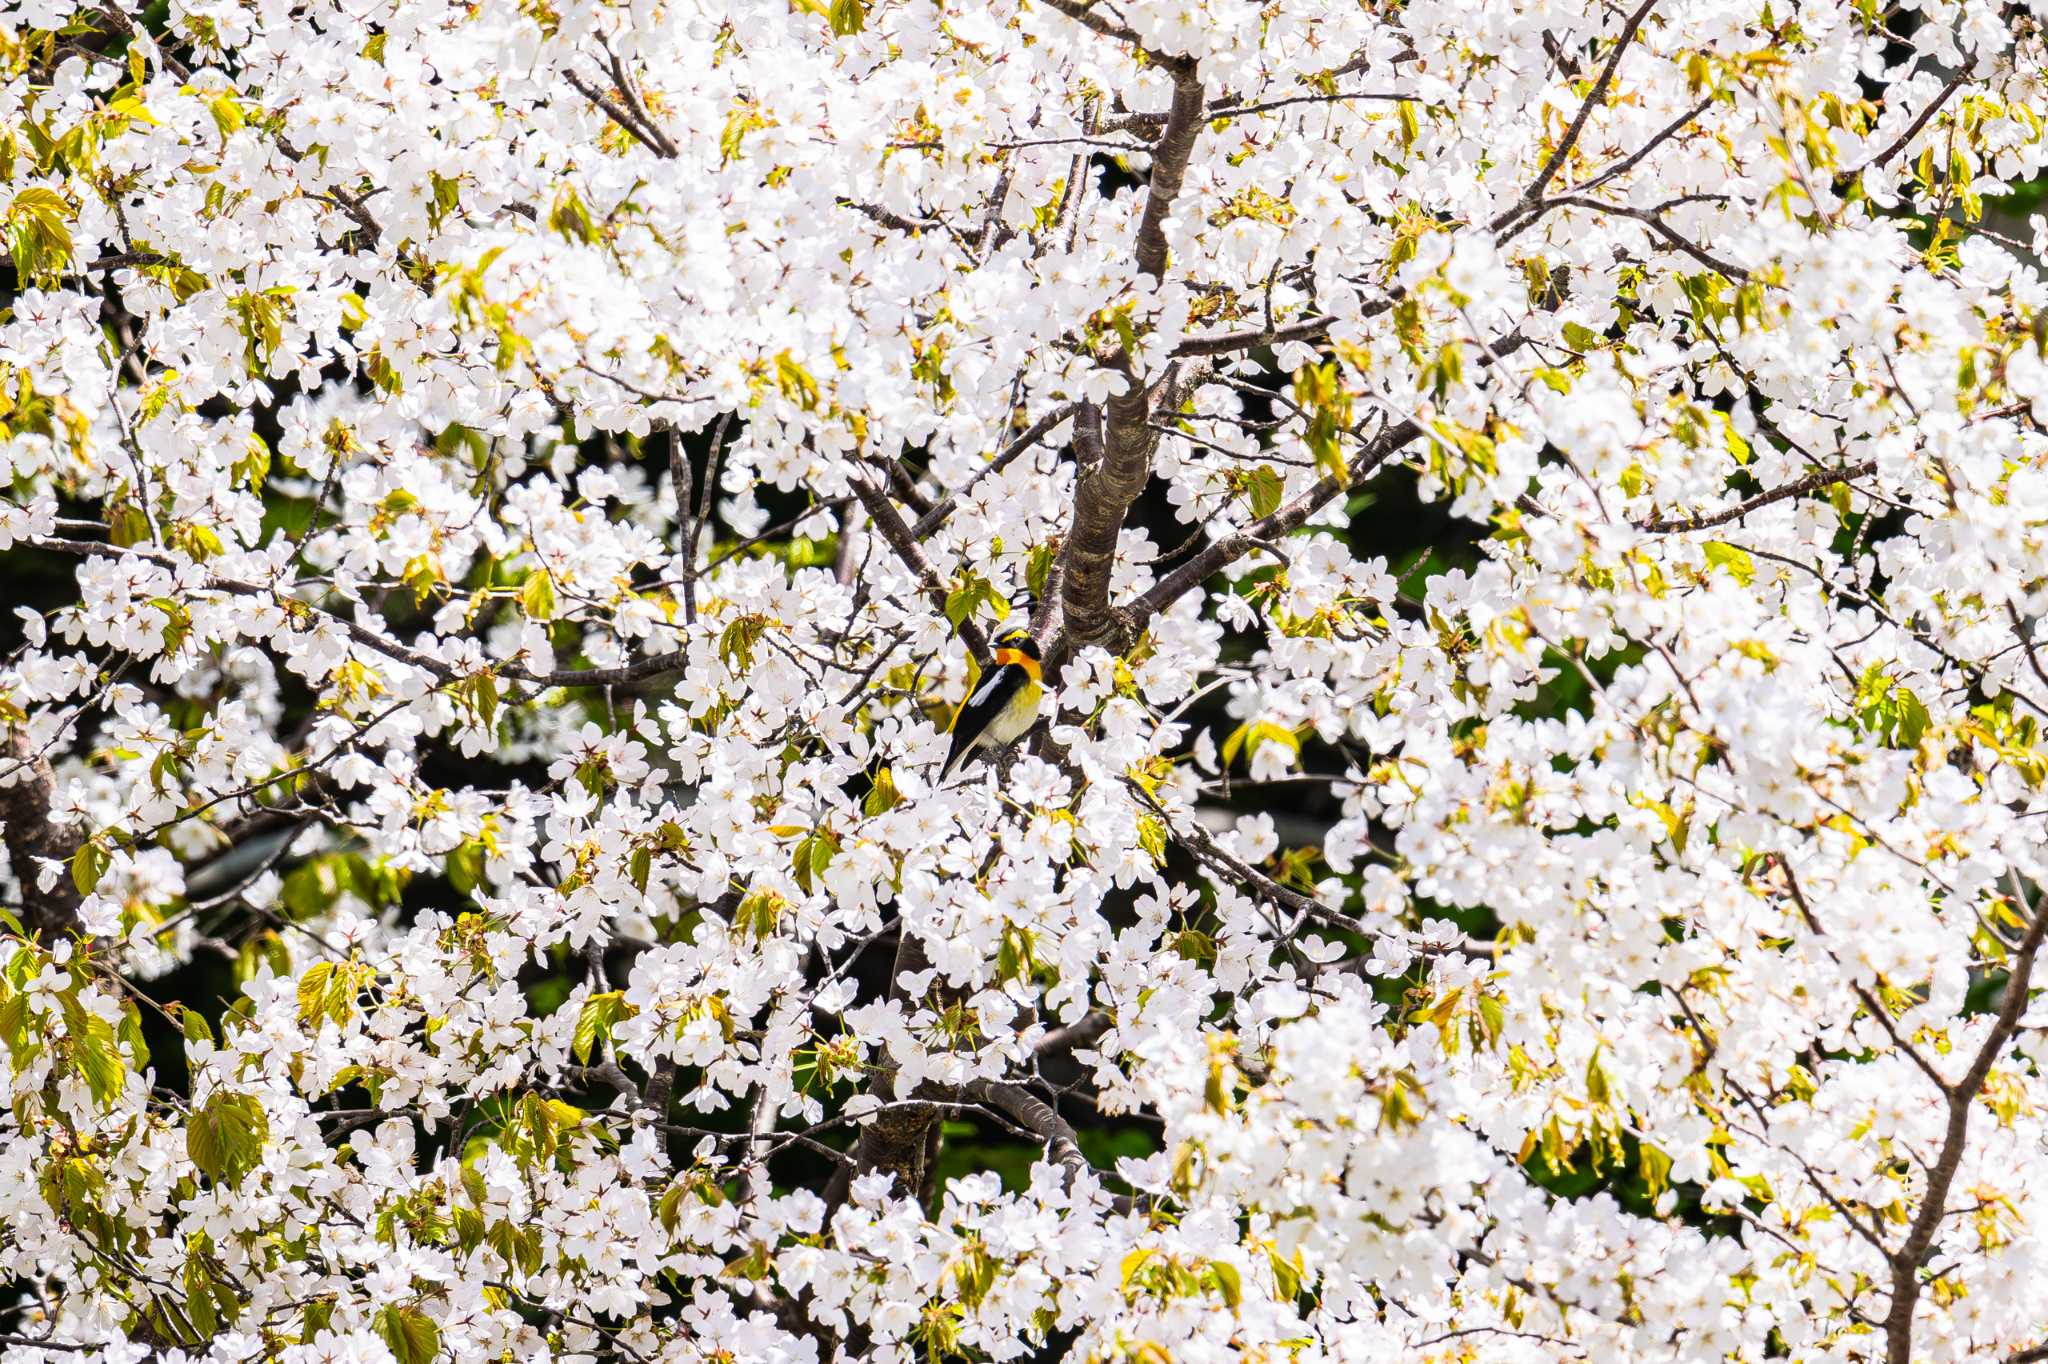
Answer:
[3,0,2048,1362]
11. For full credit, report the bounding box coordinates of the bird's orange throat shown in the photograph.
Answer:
[992,647,1040,682]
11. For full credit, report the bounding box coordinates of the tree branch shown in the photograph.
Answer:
[822,931,944,1215]
[564,68,677,160]
[1103,319,1528,638]
[1883,893,2048,1364]
[1133,419,1408,630]
[959,1079,1095,1192]
[1635,459,1877,533]
[1171,310,1342,359]
[1034,1011,1111,1058]
[1056,65,1207,654]
[1034,0,1193,70]
[1,729,86,937]
[847,478,991,665]
[26,535,687,690]
[1855,68,1969,178]
[1565,95,1714,196]
[909,403,1079,539]
[1494,0,1661,231]
[1128,780,1493,960]
[1539,194,1747,279]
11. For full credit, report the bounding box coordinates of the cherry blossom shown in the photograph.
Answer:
[3,1,2048,1362]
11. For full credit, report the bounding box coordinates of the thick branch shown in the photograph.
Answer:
[1127,73,1204,287]
[1034,0,1192,70]
[1,730,86,937]
[1056,66,1207,654]
[1034,1011,1111,1058]
[1171,311,1338,359]
[823,931,944,1214]
[960,1079,1094,1191]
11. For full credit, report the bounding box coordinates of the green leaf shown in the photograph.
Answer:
[1827,479,1853,522]
[863,765,901,816]
[1220,719,1301,770]
[376,1304,441,1364]
[68,1002,126,1106]
[996,922,1035,984]
[548,187,596,244]
[1025,542,1056,600]
[208,94,245,138]
[296,958,334,1006]
[1639,1141,1674,1198]
[71,837,112,897]
[572,990,630,1065]
[1562,321,1604,352]
[0,990,36,1066]
[1292,362,1352,486]
[1269,1248,1304,1301]
[735,889,786,940]
[184,1259,217,1336]
[1584,1045,1612,1105]
[187,1091,270,1187]
[945,571,1009,631]
[1246,465,1284,520]
[1208,1260,1243,1311]
[1895,687,1930,748]
[828,0,866,34]
[791,828,841,894]
[282,855,350,920]
[1720,411,1751,465]
[944,582,974,628]
[519,570,555,622]
[954,1243,998,1306]
[234,433,272,491]
[1701,540,1755,585]
[6,186,75,285]
[119,999,150,1074]
[446,840,486,895]
[719,614,769,675]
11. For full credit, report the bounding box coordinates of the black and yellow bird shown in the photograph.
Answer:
[941,628,1044,782]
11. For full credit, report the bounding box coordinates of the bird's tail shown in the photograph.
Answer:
[938,733,981,786]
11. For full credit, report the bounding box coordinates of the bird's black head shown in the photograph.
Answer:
[993,628,1040,659]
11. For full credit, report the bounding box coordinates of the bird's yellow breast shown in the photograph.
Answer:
[985,677,1043,745]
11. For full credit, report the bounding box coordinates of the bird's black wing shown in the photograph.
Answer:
[944,663,1022,773]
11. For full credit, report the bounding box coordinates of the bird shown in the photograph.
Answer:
[940,628,1044,782]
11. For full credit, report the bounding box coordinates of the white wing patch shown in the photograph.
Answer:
[966,672,1008,711]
